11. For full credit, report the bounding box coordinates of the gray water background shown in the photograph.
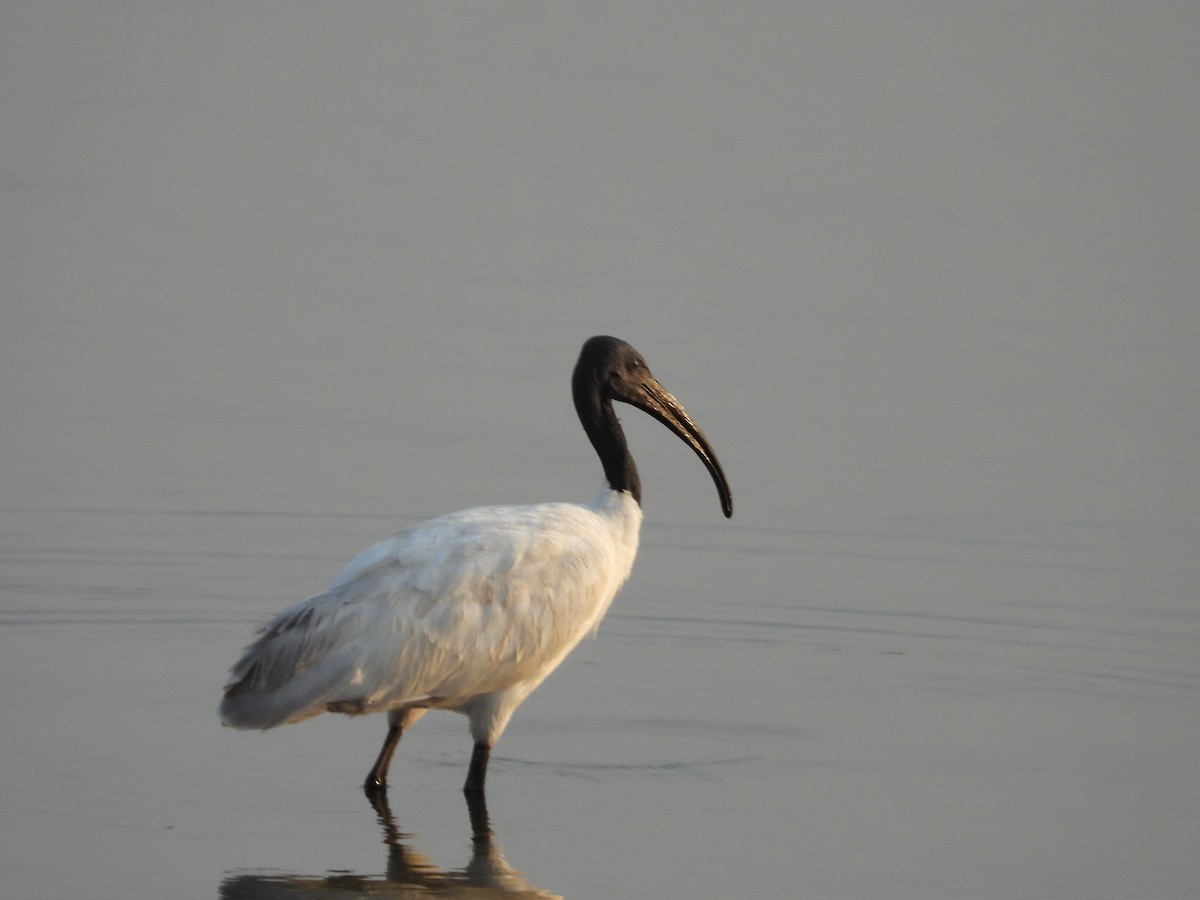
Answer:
[2,3,1198,898]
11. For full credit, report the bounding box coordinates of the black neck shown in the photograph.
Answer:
[572,366,642,505]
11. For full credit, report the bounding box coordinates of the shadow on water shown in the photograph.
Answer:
[219,791,559,899]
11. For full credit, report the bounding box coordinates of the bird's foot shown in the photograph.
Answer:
[363,778,391,818]
[364,777,388,799]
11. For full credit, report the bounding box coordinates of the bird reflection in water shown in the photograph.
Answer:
[219,791,560,899]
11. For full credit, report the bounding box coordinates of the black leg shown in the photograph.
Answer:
[463,743,491,793]
[364,723,403,797]
[463,787,492,846]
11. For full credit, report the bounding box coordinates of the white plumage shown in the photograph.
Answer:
[222,490,641,745]
[220,336,730,795]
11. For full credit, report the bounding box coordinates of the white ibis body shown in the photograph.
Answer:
[220,336,732,795]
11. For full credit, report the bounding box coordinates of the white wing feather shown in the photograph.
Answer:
[220,493,641,731]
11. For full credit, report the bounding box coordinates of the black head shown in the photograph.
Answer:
[573,336,732,518]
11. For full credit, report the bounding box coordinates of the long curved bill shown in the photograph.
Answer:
[624,376,733,518]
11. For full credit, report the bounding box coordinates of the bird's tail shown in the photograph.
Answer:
[219,597,359,729]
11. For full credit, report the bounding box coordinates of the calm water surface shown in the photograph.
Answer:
[3,4,1198,899]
